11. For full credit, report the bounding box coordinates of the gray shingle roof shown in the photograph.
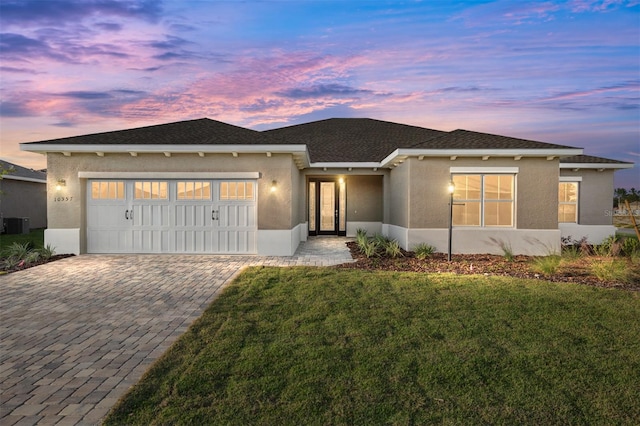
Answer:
[411,129,578,150]
[22,118,266,146]
[22,117,593,163]
[0,159,47,181]
[264,118,445,162]
[560,155,633,164]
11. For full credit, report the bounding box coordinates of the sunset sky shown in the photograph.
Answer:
[1,0,638,187]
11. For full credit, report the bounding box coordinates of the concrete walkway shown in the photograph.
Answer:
[0,237,353,425]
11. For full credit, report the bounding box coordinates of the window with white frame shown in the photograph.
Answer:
[177,181,211,200]
[220,181,254,200]
[91,181,125,199]
[134,181,168,200]
[452,174,514,227]
[558,182,578,223]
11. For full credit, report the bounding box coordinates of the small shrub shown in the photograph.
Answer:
[621,237,639,257]
[593,236,622,257]
[414,243,435,260]
[1,256,22,270]
[373,233,390,247]
[355,229,369,251]
[579,238,593,256]
[590,259,635,284]
[361,240,379,258]
[497,241,514,262]
[24,250,41,266]
[38,244,56,261]
[384,239,403,258]
[561,244,582,261]
[3,242,31,260]
[532,255,561,276]
[489,238,514,261]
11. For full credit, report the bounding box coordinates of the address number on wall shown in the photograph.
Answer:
[53,196,74,202]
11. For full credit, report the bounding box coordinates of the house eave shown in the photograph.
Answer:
[560,163,634,170]
[308,162,381,169]
[1,175,47,184]
[20,143,308,154]
[380,148,584,168]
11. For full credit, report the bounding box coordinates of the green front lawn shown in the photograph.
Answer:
[105,268,640,425]
[0,228,44,251]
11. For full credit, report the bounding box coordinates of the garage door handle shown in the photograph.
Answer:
[125,210,129,220]
[211,210,218,220]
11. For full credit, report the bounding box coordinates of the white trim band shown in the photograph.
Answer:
[78,171,261,179]
[449,167,519,173]
[560,176,582,182]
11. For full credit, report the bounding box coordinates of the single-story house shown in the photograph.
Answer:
[20,118,633,256]
[0,159,47,232]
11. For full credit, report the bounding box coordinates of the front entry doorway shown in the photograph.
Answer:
[308,178,346,236]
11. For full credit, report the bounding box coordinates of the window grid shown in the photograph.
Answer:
[177,181,211,200]
[91,181,125,200]
[220,181,254,200]
[134,181,168,200]
[558,182,578,223]
[452,174,514,227]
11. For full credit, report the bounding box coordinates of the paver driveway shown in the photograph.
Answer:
[1,238,353,425]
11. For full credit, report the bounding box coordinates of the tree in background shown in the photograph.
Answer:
[615,187,639,207]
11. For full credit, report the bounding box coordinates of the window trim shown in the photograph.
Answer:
[451,173,516,228]
[219,181,255,201]
[90,180,125,200]
[176,181,212,201]
[558,181,579,224]
[133,180,169,200]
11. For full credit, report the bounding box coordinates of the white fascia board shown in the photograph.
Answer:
[381,148,584,167]
[2,175,47,184]
[78,171,261,179]
[450,166,519,173]
[308,162,381,169]
[20,143,308,155]
[560,163,634,170]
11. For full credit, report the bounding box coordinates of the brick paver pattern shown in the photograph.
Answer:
[1,237,353,425]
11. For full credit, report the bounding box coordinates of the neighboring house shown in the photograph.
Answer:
[0,159,47,232]
[20,118,633,256]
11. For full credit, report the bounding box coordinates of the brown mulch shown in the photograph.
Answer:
[337,242,640,291]
[0,254,75,275]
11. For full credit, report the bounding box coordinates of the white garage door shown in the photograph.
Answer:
[87,179,257,254]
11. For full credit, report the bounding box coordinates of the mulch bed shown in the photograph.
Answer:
[337,242,640,291]
[0,254,75,275]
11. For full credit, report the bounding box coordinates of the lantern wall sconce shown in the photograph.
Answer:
[270,180,277,192]
[56,179,66,191]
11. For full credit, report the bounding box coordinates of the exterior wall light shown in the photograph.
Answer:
[270,180,277,192]
[56,179,66,191]
[447,181,455,261]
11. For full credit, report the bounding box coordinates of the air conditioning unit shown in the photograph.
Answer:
[2,217,30,234]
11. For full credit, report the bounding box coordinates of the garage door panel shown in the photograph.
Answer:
[88,229,132,253]
[175,204,213,227]
[174,229,215,252]
[133,230,169,252]
[133,204,169,227]
[217,230,253,253]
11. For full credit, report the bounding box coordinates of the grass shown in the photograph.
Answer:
[591,259,636,283]
[105,267,640,425]
[531,255,562,276]
[0,228,44,251]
